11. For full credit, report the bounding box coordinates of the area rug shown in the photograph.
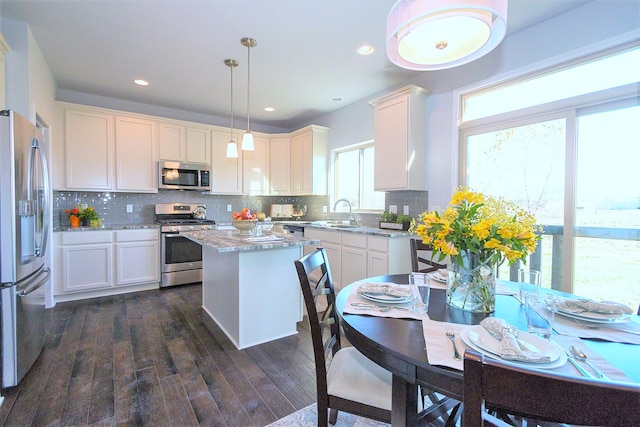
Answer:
[266,403,390,427]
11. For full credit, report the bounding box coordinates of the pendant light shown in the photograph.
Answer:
[386,0,508,71]
[241,37,257,151]
[225,58,239,158]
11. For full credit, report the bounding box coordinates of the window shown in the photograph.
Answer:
[460,44,639,309]
[334,142,385,211]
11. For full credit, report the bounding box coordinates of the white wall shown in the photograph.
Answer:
[304,0,640,210]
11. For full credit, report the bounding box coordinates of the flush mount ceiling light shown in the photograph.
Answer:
[241,37,257,151]
[386,0,507,71]
[133,79,149,86]
[225,58,239,159]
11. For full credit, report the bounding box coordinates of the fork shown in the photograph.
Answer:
[445,327,462,360]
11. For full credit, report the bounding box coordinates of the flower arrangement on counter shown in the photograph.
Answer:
[65,203,101,227]
[410,187,541,266]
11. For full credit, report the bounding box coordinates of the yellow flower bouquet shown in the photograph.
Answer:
[411,187,541,312]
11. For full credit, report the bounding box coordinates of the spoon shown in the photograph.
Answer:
[569,346,607,379]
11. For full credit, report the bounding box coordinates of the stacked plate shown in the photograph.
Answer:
[555,307,632,324]
[357,283,412,304]
[460,325,567,369]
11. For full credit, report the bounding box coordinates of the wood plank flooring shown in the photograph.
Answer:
[0,283,318,426]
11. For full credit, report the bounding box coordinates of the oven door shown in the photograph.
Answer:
[160,233,202,273]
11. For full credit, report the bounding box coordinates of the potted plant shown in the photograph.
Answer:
[379,211,412,231]
[65,207,81,227]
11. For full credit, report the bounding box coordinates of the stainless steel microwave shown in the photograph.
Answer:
[158,160,210,191]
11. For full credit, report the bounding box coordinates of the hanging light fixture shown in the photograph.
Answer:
[241,37,257,151]
[225,58,239,158]
[386,0,508,71]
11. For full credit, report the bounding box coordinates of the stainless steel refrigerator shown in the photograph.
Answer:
[0,110,50,388]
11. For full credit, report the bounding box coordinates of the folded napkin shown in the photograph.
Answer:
[555,298,633,315]
[480,318,551,363]
[357,282,412,298]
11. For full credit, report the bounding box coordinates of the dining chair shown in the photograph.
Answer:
[463,349,640,426]
[410,238,447,273]
[294,248,392,426]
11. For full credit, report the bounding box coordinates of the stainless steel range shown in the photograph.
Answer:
[155,203,215,288]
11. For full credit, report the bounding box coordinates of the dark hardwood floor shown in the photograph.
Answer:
[0,283,318,426]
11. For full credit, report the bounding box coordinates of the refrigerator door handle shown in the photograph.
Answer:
[16,267,50,297]
[28,137,50,258]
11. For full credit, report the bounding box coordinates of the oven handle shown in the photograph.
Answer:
[164,233,183,238]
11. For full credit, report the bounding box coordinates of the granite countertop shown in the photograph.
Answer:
[54,223,159,232]
[182,229,320,253]
[304,223,411,238]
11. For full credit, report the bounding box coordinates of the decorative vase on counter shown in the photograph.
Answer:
[69,216,80,228]
[446,251,496,313]
[90,218,102,228]
[81,218,90,227]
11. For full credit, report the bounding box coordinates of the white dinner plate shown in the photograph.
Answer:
[430,275,447,284]
[358,292,413,304]
[460,325,567,369]
[555,308,631,324]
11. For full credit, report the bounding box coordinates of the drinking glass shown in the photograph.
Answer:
[409,273,430,314]
[518,268,541,305]
[525,295,555,339]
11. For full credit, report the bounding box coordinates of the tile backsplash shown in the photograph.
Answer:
[53,190,431,229]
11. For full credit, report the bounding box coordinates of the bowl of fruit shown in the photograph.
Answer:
[232,208,258,236]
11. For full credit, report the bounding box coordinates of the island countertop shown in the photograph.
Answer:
[182,229,320,253]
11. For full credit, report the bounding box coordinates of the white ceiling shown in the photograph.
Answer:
[1,0,593,130]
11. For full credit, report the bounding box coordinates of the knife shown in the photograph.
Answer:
[565,351,594,378]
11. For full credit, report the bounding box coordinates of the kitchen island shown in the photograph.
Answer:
[182,230,320,349]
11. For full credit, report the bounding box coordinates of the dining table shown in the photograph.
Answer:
[336,274,640,426]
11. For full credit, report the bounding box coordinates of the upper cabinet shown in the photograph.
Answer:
[242,135,269,195]
[268,135,291,195]
[0,33,10,110]
[369,85,428,191]
[158,121,211,164]
[290,125,329,195]
[211,129,243,194]
[54,103,157,193]
[115,116,157,192]
[62,108,115,190]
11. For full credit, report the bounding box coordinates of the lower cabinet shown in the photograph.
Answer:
[54,229,160,301]
[304,228,412,291]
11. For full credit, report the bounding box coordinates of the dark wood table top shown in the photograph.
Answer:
[336,274,640,404]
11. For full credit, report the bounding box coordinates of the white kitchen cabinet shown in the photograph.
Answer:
[115,229,160,286]
[158,122,211,164]
[269,135,291,194]
[54,229,160,301]
[58,231,113,293]
[0,33,10,110]
[115,116,157,192]
[290,125,329,195]
[242,134,269,195]
[369,85,428,191]
[158,121,186,160]
[211,129,243,194]
[341,233,367,290]
[304,228,412,290]
[63,108,115,190]
[303,228,342,287]
[186,126,211,163]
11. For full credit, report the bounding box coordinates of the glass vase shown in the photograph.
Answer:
[446,251,496,313]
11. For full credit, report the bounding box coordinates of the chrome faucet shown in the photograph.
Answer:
[333,198,353,224]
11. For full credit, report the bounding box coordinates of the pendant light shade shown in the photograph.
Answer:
[386,0,507,71]
[241,37,257,151]
[225,58,239,158]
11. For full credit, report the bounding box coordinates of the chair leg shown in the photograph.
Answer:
[317,402,328,427]
[329,408,339,425]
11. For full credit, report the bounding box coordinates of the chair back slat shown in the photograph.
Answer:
[410,238,447,273]
[463,349,640,426]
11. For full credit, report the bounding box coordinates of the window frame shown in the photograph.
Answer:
[332,141,384,213]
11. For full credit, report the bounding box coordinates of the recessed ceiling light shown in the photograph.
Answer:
[264,107,275,112]
[134,79,149,86]
[331,97,343,102]
[357,44,375,55]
